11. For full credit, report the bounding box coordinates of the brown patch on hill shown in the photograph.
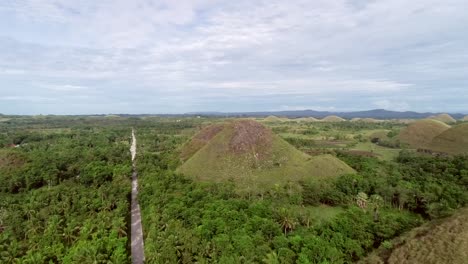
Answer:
[180,124,224,161]
[228,120,273,158]
[0,151,26,169]
[194,124,224,141]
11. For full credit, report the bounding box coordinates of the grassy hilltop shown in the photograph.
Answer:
[428,113,457,124]
[178,119,354,192]
[398,119,450,149]
[428,123,468,155]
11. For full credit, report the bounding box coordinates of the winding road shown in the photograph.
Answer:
[130,129,145,264]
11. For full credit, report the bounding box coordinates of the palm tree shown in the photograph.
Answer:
[356,192,368,210]
[62,223,77,246]
[277,208,296,235]
[21,251,45,264]
[0,240,20,264]
[263,251,280,264]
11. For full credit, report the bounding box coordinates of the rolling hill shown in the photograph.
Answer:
[321,115,346,122]
[351,118,381,123]
[263,115,283,122]
[427,123,468,155]
[293,117,319,122]
[462,115,468,121]
[428,113,456,124]
[178,120,354,192]
[398,119,450,149]
[187,109,466,119]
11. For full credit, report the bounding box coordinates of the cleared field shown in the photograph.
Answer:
[351,142,401,160]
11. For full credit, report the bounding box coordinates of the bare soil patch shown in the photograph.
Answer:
[228,120,273,158]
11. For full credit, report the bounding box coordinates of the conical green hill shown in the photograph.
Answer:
[428,113,456,124]
[321,115,346,122]
[428,123,468,155]
[177,120,354,192]
[398,119,450,149]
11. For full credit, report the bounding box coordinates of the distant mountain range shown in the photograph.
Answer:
[1,109,466,119]
[186,109,466,119]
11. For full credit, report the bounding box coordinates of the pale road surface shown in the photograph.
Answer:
[130,129,145,264]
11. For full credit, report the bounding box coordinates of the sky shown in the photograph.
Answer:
[0,0,468,115]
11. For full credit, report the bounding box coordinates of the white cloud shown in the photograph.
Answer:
[0,96,57,102]
[38,83,89,92]
[373,99,410,111]
[0,0,467,113]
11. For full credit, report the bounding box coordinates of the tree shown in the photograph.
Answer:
[356,192,368,210]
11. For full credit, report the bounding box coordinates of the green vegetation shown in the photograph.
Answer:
[1,115,467,263]
[136,117,467,263]
[0,117,133,262]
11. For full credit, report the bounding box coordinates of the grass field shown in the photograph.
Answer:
[351,142,401,161]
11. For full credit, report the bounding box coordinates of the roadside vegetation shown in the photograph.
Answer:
[0,117,133,263]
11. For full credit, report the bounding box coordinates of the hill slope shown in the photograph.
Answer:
[180,124,224,161]
[321,115,346,122]
[263,115,283,122]
[398,119,450,149]
[294,117,319,122]
[178,120,354,192]
[428,113,456,124]
[427,123,468,155]
[362,208,468,264]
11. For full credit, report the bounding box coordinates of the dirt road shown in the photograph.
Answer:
[130,129,145,264]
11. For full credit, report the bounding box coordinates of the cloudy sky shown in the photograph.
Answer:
[1,0,467,114]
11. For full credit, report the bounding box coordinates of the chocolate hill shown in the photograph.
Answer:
[428,123,468,155]
[398,119,450,149]
[177,120,354,192]
[428,113,456,124]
